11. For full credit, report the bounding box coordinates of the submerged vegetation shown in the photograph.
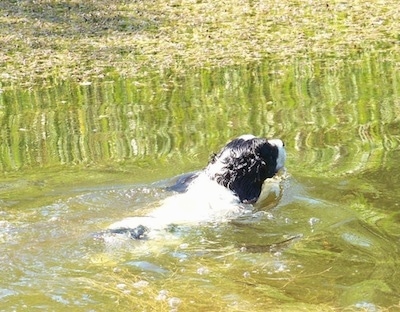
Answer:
[0,0,399,87]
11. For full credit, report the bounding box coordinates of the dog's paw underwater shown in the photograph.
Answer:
[104,134,287,241]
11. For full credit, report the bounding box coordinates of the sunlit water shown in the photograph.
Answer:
[1,53,400,311]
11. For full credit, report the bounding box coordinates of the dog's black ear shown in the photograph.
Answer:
[206,137,280,203]
[230,142,274,203]
[258,141,279,178]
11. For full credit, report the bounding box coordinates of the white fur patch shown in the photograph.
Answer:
[238,134,256,141]
[108,173,253,237]
[268,139,286,172]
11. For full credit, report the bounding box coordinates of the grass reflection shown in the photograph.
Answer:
[0,53,399,177]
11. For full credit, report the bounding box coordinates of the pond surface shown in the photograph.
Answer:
[1,52,400,311]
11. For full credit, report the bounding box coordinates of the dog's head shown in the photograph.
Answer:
[205,135,286,203]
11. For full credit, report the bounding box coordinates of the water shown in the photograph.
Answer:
[1,52,400,311]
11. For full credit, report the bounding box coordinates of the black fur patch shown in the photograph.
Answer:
[206,137,279,203]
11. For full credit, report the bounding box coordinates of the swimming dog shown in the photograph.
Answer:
[108,135,286,239]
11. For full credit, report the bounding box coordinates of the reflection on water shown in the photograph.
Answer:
[1,54,399,175]
[1,52,400,311]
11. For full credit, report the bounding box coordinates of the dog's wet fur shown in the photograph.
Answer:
[106,135,286,240]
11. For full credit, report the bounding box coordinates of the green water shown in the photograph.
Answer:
[1,53,400,311]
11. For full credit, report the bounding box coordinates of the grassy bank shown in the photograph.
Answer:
[0,0,399,87]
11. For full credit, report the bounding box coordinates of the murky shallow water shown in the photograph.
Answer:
[1,53,400,311]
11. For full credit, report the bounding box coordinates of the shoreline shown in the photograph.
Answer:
[0,0,399,88]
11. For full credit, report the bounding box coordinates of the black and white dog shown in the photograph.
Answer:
[108,135,286,239]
